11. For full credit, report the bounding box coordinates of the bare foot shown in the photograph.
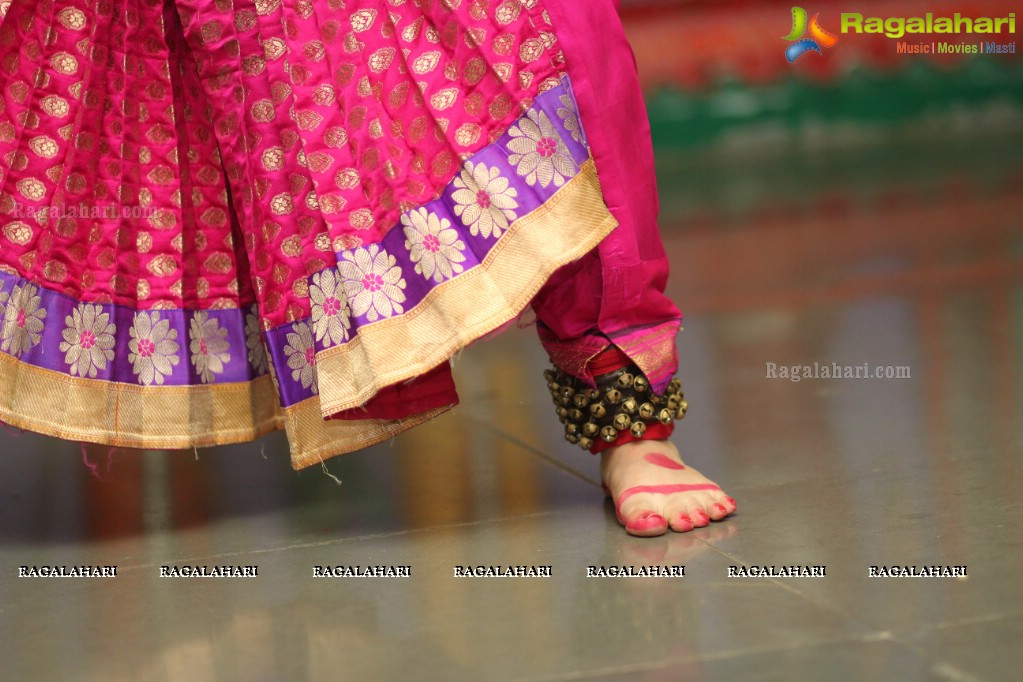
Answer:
[600,439,735,537]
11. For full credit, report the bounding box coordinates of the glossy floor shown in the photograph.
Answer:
[2,137,1021,681]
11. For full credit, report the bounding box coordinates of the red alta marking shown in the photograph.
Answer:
[643,452,686,470]
[615,483,720,517]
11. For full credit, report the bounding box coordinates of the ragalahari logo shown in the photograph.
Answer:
[783,7,840,62]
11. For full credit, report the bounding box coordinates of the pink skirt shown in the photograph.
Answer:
[0,0,680,468]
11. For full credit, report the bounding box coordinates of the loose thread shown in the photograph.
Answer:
[80,444,104,481]
[260,443,267,460]
[193,445,199,461]
[319,462,343,488]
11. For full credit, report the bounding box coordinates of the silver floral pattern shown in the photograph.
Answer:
[1,282,46,358]
[309,267,352,347]
[59,303,116,378]
[283,321,318,393]
[507,108,576,188]
[128,311,180,386]
[338,245,407,322]
[402,208,467,283]
[451,161,519,239]
[188,311,231,384]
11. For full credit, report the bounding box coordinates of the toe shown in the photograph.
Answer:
[691,508,711,527]
[669,513,695,533]
[707,501,730,521]
[624,510,668,537]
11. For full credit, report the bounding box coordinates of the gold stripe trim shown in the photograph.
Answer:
[315,160,617,415]
[0,351,453,470]
[0,353,282,449]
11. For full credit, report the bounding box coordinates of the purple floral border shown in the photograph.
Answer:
[0,79,590,409]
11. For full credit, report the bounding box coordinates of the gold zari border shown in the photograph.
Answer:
[0,353,452,470]
[315,160,617,415]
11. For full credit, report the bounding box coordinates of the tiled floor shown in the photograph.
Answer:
[1,136,1021,681]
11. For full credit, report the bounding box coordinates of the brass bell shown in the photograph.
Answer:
[677,399,688,417]
[565,433,579,444]
[630,421,647,438]
[582,421,599,436]
[573,393,589,409]
[558,395,572,407]
[578,436,593,450]
[605,388,622,404]
[638,402,655,419]
[612,413,631,431]
[616,372,634,388]
[568,408,583,422]
[543,370,555,382]
[599,425,618,443]
[633,376,649,393]
[559,386,575,400]
[621,397,638,414]
[557,407,569,420]
[588,389,600,401]
[657,408,673,425]
[590,403,607,418]
[566,423,579,436]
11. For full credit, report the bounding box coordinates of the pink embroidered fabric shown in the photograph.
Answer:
[0,0,682,463]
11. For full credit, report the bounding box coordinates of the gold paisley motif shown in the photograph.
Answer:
[261,147,285,171]
[270,193,294,215]
[149,209,177,230]
[319,194,347,214]
[255,0,281,16]
[137,232,152,253]
[263,37,286,61]
[2,221,32,246]
[519,38,543,63]
[304,40,326,62]
[38,93,68,116]
[413,51,441,75]
[235,10,258,32]
[242,55,265,76]
[295,110,323,131]
[493,63,513,83]
[50,52,79,75]
[496,1,520,25]
[55,217,77,238]
[16,178,46,201]
[368,47,395,74]
[281,235,303,258]
[201,208,228,227]
[350,9,378,32]
[335,168,359,189]
[312,85,336,106]
[148,166,175,185]
[306,151,333,173]
[402,17,423,42]
[204,253,232,275]
[44,260,68,283]
[349,208,374,230]
[28,136,59,159]
[455,123,481,147]
[430,87,458,111]
[147,254,178,278]
[492,34,515,56]
[250,99,274,123]
[57,7,88,30]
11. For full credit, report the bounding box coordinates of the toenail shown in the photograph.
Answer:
[714,503,727,514]
[726,496,736,506]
